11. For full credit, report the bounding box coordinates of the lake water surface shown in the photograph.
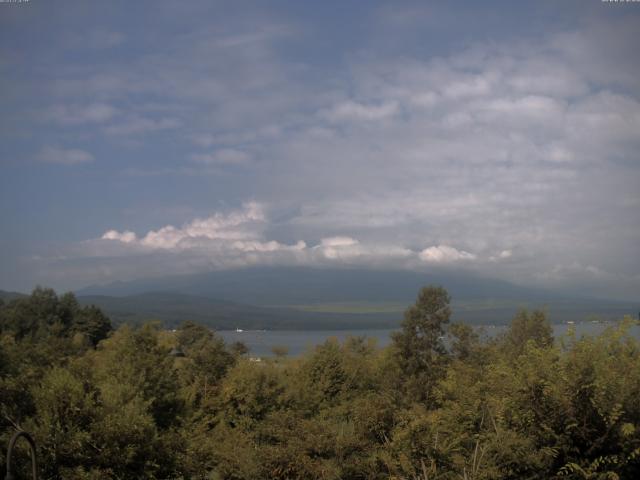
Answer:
[218,321,640,357]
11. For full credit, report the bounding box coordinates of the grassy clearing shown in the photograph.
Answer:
[273,299,532,314]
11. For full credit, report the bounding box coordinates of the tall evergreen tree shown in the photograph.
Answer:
[392,285,451,403]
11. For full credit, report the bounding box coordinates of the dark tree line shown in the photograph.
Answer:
[1,286,639,479]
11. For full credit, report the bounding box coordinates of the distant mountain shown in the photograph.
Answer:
[77,291,397,330]
[76,267,638,327]
[3,270,632,330]
[78,267,558,304]
[0,290,27,302]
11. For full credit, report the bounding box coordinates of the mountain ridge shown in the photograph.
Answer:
[77,266,576,303]
[73,267,637,328]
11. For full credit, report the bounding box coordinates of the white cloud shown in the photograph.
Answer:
[44,103,119,125]
[102,230,137,243]
[319,236,359,247]
[96,205,421,271]
[419,245,477,263]
[191,148,252,166]
[190,125,283,148]
[324,100,399,122]
[36,146,94,165]
[50,28,640,293]
[315,237,361,261]
[88,30,126,49]
[442,75,493,99]
[315,241,413,264]
[231,240,307,253]
[102,202,266,250]
[11,10,640,299]
[104,116,181,136]
[489,249,513,262]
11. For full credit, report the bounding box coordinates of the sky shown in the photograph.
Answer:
[1,0,639,300]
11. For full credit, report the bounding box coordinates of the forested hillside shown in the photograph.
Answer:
[1,287,639,479]
[74,292,398,330]
[76,267,637,326]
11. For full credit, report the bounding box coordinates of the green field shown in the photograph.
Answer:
[269,302,407,314]
[275,299,531,314]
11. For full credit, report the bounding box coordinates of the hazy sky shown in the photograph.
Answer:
[1,0,639,300]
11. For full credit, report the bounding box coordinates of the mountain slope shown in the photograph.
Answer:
[0,290,27,302]
[78,267,563,304]
[77,291,398,330]
[76,267,638,328]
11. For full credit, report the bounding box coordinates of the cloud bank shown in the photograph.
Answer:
[1,1,639,299]
[36,146,95,165]
[93,203,475,273]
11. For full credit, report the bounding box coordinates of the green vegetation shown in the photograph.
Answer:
[73,292,399,331]
[1,286,639,479]
[275,299,539,315]
[72,267,638,327]
[274,302,408,314]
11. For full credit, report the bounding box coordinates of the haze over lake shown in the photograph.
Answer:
[219,321,640,357]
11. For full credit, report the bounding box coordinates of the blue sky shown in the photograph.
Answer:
[1,0,639,300]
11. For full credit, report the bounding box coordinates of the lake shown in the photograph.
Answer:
[218,321,640,357]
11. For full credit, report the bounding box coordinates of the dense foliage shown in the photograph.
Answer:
[1,287,639,479]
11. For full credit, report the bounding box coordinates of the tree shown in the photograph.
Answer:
[91,323,182,430]
[219,360,287,428]
[392,285,451,403]
[0,289,111,346]
[28,367,98,479]
[448,322,479,360]
[176,321,236,409]
[504,308,553,356]
[301,339,348,410]
[271,345,289,358]
[72,305,112,346]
